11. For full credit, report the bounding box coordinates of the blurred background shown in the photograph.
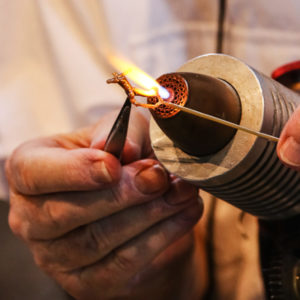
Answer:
[0,201,69,300]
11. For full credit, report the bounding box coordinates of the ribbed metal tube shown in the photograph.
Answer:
[150,54,300,220]
[200,78,300,218]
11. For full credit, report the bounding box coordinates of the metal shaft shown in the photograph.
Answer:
[166,102,279,142]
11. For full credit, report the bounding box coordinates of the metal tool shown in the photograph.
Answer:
[148,54,300,299]
[104,97,131,159]
[150,54,300,220]
[166,102,279,142]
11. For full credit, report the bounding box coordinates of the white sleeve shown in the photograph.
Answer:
[0,1,125,200]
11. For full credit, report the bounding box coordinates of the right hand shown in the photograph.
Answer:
[6,109,203,300]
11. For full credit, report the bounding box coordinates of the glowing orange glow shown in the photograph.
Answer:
[107,54,169,98]
[133,87,156,96]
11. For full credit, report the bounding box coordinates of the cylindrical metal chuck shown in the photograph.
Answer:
[149,54,300,220]
[148,72,241,156]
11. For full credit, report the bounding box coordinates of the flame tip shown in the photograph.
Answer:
[107,53,170,99]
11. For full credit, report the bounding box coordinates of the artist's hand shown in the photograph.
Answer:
[6,109,203,300]
[277,106,300,169]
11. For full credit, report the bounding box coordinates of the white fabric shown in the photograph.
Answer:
[1,0,299,161]
[0,0,299,195]
[0,0,299,197]
[1,0,299,159]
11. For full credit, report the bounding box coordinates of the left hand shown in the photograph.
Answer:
[6,108,203,300]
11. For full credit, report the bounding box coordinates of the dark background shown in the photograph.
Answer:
[0,201,69,300]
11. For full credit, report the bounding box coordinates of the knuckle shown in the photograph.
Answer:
[33,250,59,277]
[148,197,169,217]
[32,247,49,270]
[32,238,76,274]
[44,201,65,232]
[8,193,39,240]
[109,186,125,208]
[8,210,22,237]
[112,250,135,273]
[87,221,111,255]
[109,175,147,209]
[8,208,35,242]
[7,148,36,194]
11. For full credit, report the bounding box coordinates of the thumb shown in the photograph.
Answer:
[277,106,300,169]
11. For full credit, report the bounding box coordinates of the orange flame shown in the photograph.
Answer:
[107,54,169,98]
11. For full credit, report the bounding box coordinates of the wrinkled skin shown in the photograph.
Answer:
[6,108,204,300]
[6,101,300,300]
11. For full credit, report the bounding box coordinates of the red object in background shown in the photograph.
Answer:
[272,60,300,93]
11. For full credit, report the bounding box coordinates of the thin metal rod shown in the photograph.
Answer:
[165,102,279,142]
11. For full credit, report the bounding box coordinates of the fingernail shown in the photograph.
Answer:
[135,164,169,194]
[279,136,300,167]
[165,179,198,205]
[91,161,113,183]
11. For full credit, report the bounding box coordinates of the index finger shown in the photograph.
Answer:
[6,140,121,195]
